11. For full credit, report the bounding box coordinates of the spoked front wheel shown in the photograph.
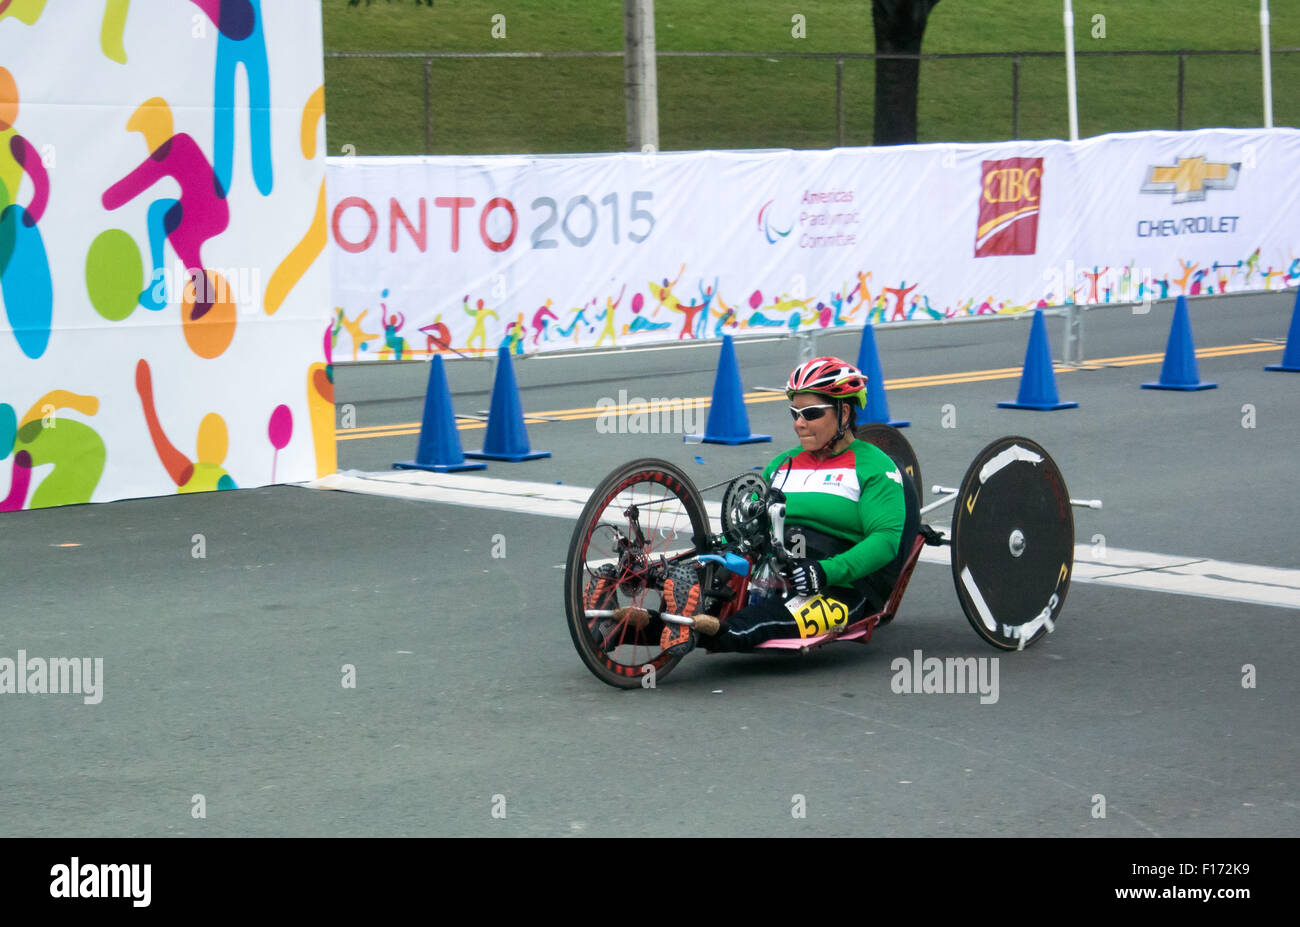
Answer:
[564,459,712,689]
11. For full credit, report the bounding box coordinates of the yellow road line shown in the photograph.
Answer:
[337,342,1281,441]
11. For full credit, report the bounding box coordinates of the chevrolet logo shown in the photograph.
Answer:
[1140,156,1239,204]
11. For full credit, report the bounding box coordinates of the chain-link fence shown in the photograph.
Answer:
[323,47,1300,155]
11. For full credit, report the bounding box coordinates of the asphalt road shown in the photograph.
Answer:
[2,291,1297,837]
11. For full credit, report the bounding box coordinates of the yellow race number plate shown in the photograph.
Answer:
[785,595,850,638]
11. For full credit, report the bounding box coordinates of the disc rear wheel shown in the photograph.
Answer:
[855,422,923,506]
[950,436,1073,650]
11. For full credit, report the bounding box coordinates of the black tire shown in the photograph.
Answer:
[949,436,1073,651]
[564,459,713,689]
[854,422,923,507]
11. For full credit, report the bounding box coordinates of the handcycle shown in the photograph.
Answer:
[563,425,1099,689]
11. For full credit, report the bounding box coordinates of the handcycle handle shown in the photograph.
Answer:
[769,501,791,564]
[697,552,751,577]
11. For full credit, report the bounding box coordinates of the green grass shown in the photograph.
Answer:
[322,1,1300,155]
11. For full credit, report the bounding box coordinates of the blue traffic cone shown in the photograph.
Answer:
[998,309,1079,410]
[1142,295,1216,390]
[393,354,487,472]
[1265,289,1300,372]
[685,335,771,445]
[465,344,551,461]
[855,322,909,427]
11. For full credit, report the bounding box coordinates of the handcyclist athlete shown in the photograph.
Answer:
[594,356,917,656]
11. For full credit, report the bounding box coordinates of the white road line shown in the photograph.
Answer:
[312,470,725,522]
[306,471,1300,612]
[916,544,1300,610]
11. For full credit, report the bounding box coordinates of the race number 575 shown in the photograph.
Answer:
[788,595,849,638]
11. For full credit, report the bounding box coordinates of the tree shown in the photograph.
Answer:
[872,0,941,146]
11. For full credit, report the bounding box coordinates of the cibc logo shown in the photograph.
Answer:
[975,157,1043,258]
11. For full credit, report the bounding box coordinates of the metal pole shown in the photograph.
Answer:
[836,58,845,147]
[920,491,959,517]
[424,56,433,153]
[1261,0,1274,128]
[1063,303,1083,364]
[1011,56,1020,138]
[1176,54,1185,130]
[624,0,659,152]
[1063,0,1079,141]
[796,330,817,364]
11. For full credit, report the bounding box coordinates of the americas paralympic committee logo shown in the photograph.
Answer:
[1139,156,1239,204]
[758,200,793,243]
[974,157,1043,258]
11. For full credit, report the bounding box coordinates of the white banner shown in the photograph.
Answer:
[326,129,1300,361]
[1,1,331,510]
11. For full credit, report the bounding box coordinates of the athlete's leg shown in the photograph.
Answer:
[706,584,872,652]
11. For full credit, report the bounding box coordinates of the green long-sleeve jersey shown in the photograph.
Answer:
[762,440,905,587]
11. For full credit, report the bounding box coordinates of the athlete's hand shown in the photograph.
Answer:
[785,559,826,597]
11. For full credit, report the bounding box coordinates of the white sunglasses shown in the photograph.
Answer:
[789,403,836,422]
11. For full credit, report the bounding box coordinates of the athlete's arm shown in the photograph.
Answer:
[819,468,904,587]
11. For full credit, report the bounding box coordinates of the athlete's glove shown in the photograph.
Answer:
[785,558,827,597]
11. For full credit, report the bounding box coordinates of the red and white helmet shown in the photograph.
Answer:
[786,356,868,408]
